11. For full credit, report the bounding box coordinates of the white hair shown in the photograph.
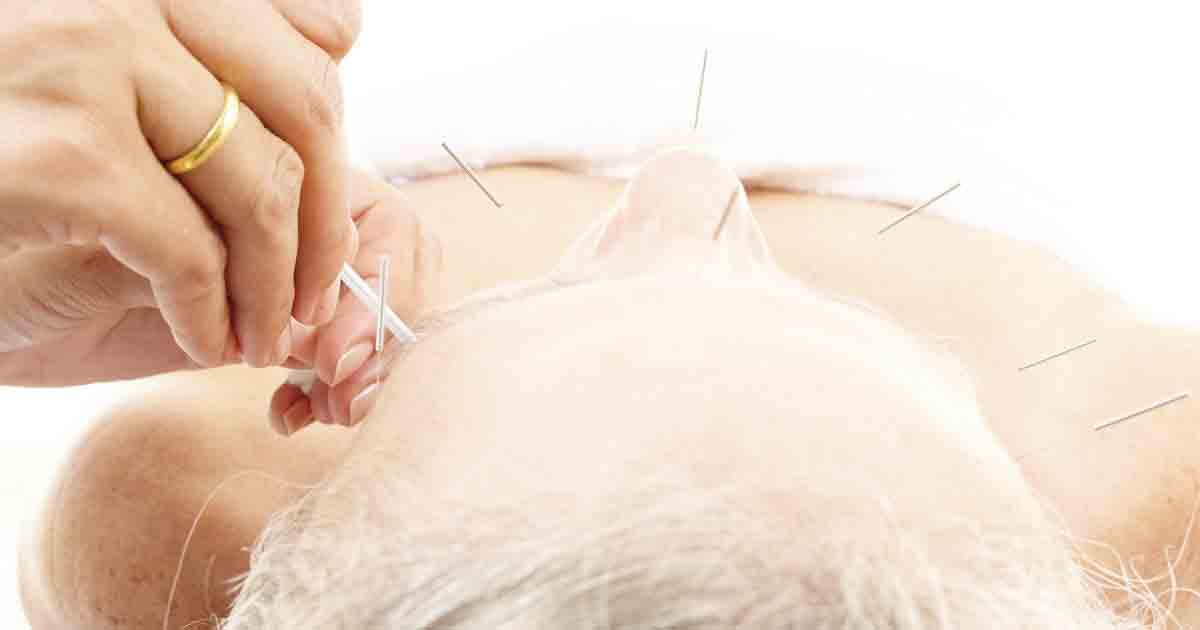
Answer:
[216,464,1163,630]
[217,261,1177,630]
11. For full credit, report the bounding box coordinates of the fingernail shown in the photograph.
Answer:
[333,342,374,386]
[222,331,242,365]
[312,279,341,325]
[346,216,360,260]
[269,408,289,436]
[271,326,292,366]
[234,321,265,368]
[348,384,380,426]
[282,397,312,435]
[294,291,317,324]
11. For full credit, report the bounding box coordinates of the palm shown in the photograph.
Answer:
[3,306,192,385]
[0,170,431,390]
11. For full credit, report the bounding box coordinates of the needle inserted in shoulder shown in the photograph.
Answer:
[877,182,961,235]
[339,263,416,343]
[441,142,503,208]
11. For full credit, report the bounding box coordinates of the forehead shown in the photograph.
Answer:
[349,276,997,505]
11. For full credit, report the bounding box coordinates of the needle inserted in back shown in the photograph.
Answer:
[1094,392,1190,432]
[442,142,503,208]
[1018,338,1098,372]
[877,183,961,235]
[340,263,416,343]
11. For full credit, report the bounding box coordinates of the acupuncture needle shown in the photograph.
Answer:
[693,49,709,131]
[877,182,961,235]
[375,256,391,352]
[1018,338,1098,372]
[340,262,416,343]
[442,142,503,208]
[371,256,391,399]
[1093,392,1190,432]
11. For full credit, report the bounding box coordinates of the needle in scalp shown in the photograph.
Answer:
[441,141,503,208]
[1018,338,1098,372]
[372,255,391,396]
[693,49,709,131]
[877,182,961,235]
[1094,392,1190,432]
[339,263,415,343]
[375,256,390,353]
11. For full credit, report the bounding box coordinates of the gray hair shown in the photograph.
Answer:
[217,465,1162,630]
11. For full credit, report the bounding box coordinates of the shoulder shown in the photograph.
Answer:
[19,367,350,630]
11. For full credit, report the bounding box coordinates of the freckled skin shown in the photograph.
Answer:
[19,164,1200,629]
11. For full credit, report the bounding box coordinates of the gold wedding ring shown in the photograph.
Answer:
[164,82,240,175]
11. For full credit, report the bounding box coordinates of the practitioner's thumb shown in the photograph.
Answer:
[0,245,154,351]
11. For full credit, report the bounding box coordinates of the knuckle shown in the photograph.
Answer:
[309,205,350,255]
[325,215,351,258]
[24,115,112,183]
[296,216,347,284]
[88,1,136,41]
[323,0,363,58]
[303,56,344,136]
[14,115,122,244]
[21,2,130,50]
[172,240,226,303]
[269,284,296,323]
[250,145,305,231]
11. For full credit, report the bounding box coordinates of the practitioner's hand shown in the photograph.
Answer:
[0,173,374,388]
[269,171,444,434]
[0,0,362,380]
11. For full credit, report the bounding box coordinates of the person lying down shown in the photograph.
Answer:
[18,148,1200,629]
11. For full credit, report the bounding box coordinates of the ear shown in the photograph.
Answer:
[556,148,775,276]
[596,148,745,255]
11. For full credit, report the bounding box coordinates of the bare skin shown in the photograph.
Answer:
[0,0,362,375]
[20,162,1200,629]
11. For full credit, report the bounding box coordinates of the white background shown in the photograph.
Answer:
[3,0,1199,627]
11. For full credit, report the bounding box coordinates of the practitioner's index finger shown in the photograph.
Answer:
[292,144,353,322]
[281,48,353,326]
[138,41,302,368]
[282,48,353,326]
